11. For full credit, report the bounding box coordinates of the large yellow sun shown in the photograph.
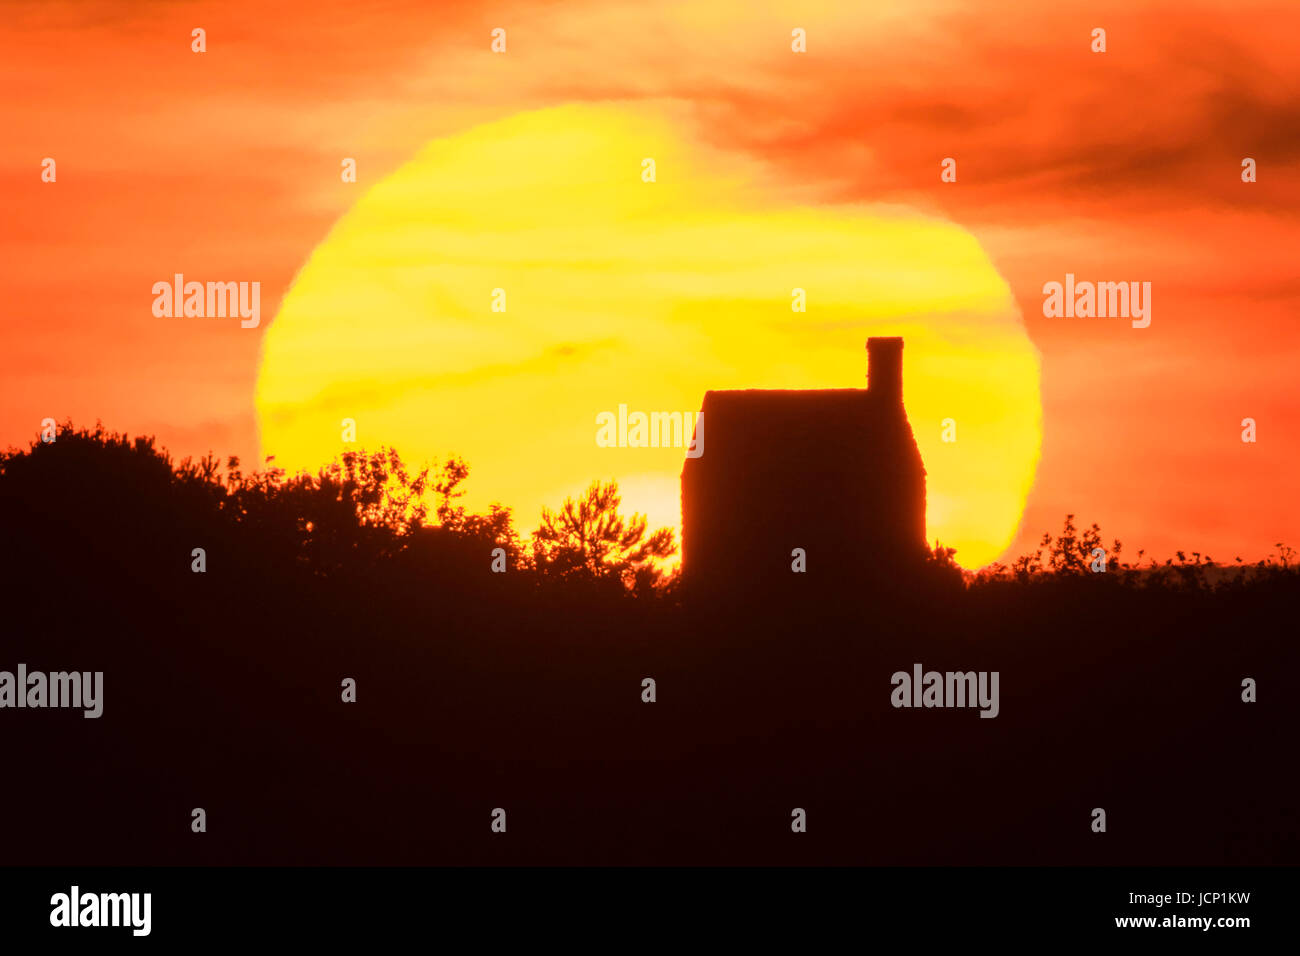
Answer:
[256,103,1040,568]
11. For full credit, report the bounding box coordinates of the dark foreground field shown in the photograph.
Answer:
[6,551,1296,865]
[2,426,1296,865]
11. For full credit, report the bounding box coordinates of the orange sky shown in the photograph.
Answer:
[3,0,1298,566]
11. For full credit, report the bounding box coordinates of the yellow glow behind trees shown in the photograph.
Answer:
[256,104,1041,568]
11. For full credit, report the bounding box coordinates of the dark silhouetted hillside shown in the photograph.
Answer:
[1,422,1296,865]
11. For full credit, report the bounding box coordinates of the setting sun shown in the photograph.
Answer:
[255,103,1041,567]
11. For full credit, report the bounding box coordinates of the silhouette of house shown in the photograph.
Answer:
[681,337,927,589]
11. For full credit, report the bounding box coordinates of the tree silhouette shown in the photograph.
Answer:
[530,479,676,590]
[432,456,524,567]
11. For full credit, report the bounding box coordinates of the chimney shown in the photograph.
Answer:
[867,337,904,405]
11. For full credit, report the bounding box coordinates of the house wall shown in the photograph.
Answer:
[680,387,926,591]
